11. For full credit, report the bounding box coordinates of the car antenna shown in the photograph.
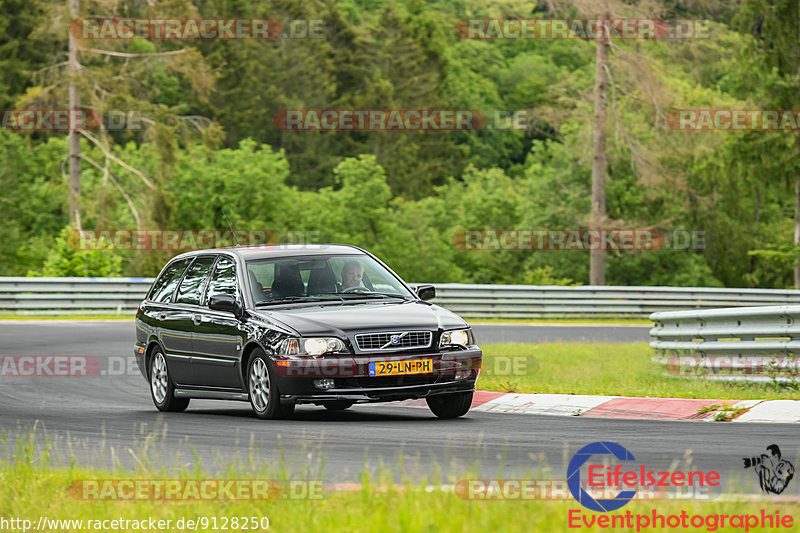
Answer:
[223,210,240,247]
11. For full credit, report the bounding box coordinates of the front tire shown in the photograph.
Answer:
[248,350,295,420]
[149,348,190,412]
[426,391,473,419]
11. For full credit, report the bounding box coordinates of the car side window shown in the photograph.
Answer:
[149,258,192,303]
[175,256,216,305]
[206,257,238,303]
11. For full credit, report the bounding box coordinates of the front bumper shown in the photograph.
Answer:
[272,346,482,404]
[283,380,476,404]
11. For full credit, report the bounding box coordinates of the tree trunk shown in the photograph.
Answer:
[590,17,610,286]
[750,185,760,286]
[794,178,799,288]
[68,0,81,230]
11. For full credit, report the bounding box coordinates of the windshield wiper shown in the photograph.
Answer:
[338,292,411,301]
[256,296,343,306]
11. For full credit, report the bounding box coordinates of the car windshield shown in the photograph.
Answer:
[245,253,415,306]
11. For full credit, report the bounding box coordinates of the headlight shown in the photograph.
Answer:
[279,337,347,356]
[439,329,473,349]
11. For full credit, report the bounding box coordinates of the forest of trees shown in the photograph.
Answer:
[2,0,800,288]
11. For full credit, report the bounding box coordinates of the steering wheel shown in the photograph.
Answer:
[341,287,370,293]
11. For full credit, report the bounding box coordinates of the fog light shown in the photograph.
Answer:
[313,379,335,389]
[455,368,471,380]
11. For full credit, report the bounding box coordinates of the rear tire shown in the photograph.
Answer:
[323,401,354,411]
[248,349,295,420]
[426,391,473,419]
[149,348,190,412]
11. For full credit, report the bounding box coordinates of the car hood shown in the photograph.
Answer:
[251,300,468,338]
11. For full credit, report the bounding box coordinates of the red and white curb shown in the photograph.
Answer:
[398,391,800,423]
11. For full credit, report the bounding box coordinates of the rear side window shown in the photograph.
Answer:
[149,258,192,303]
[206,257,238,301]
[175,256,216,305]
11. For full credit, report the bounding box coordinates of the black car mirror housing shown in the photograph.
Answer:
[208,294,242,316]
[415,284,436,301]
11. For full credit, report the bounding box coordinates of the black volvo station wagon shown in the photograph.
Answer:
[135,245,482,419]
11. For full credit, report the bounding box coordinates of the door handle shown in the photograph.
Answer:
[192,314,202,326]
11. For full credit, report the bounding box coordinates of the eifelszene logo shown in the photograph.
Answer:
[743,444,795,495]
[567,441,721,512]
[568,442,637,512]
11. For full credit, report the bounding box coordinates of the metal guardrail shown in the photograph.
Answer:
[649,306,800,381]
[4,277,800,317]
[0,277,153,315]
[431,284,800,318]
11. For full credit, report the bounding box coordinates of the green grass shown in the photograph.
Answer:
[478,343,799,400]
[3,468,794,533]
[4,465,793,533]
[0,433,793,533]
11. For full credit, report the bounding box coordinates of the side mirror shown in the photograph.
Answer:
[415,284,436,301]
[208,294,241,316]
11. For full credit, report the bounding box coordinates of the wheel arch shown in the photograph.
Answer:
[240,341,271,385]
[145,338,164,379]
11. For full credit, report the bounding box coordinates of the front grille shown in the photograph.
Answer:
[355,331,432,351]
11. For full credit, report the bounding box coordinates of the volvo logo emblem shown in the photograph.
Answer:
[380,332,410,349]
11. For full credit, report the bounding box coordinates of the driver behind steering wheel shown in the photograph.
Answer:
[339,260,364,292]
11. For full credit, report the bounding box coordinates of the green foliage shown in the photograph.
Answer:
[0,131,66,275]
[0,0,60,110]
[29,228,122,277]
[2,1,799,288]
[169,139,293,230]
[521,266,574,286]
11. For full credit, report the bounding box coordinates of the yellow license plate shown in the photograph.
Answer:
[369,359,433,376]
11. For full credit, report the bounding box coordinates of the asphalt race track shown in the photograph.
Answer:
[0,321,796,496]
